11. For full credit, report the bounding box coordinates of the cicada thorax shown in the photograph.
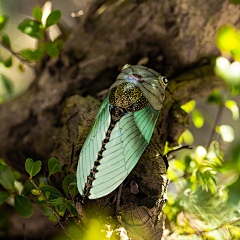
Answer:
[83,83,149,197]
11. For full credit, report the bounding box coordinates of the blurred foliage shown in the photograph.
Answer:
[0,4,64,102]
[163,20,240,240]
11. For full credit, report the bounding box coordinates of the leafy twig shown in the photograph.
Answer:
[165,145,193,159]
[29,178,73,240]
[0,39,35,71]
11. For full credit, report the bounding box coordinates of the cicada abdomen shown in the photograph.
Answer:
[77,64,168,199]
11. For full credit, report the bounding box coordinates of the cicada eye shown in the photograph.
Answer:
[158,76,168,89]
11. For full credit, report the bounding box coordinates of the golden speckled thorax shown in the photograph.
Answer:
[108,82,149,113]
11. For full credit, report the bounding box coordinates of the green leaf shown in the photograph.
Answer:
[192,109,204,128]
[216,125,235,143]
[40,185,63,200]
[45,191,50,199]
[31,189,40,195]
[62,174,78,197]
[32,6,43,22]
[0,15,8,31]
[18,19,43,40]
[45,10,61,28]
[67,200,78,216]
[48,158,61,176]
[228,177,240,204]
[49,197,65,206]
[180,100,195,113]
[230,0,240,5]
[207,90,223,106]
[53,39,65,50]
[0,33,11,48]
[0,163,14,191]
[45,43,59,57]
[42,206,53,215]
[25,158,42,178]
[14,195,34,218]
[0,74,14,95]
[216,25,240,52]
[33,195,46,206]
[21,49,43,61]
[225,100,239,121]
[0,192,10,205]
[1,57,12,68]
[22,180,34,196]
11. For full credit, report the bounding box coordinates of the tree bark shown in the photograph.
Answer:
[0,0,239,239]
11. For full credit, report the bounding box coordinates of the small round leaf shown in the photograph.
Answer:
[42,206,53,215]
[45,10,61,28]
[0,192,10,205]
[32,6,43,22]
[45,43,59,57]
[14,195,34,218]
[0,15,8,31]
[25,158,42,177]
[48,158,61,176]
[0,163,14,191]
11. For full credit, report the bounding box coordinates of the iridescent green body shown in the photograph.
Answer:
[77,64,168,199]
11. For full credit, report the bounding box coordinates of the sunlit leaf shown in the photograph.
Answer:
[25,158,42,178]
[0,15,8,31]
[216,125,235,143]
[18,19,43,40]
[196,146,207,158]
[182,129,194,145]
[31,189,40,195]
[45,10,61,28]
[216,25,240,52]
[32,6,43,22]
[215,57,240,85]
[180,100,195,113]
[14,195,34,218]
[192,109,204,128]
[225,100,239,121]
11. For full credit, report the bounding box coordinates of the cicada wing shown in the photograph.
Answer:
[77,93,111,195]
[89,105,159,199]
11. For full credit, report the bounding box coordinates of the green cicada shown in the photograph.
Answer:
[77,64,168,199]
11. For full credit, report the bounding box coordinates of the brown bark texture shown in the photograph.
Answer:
[0,0,240,239]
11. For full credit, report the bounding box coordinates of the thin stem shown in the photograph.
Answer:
[0,39,35,71]
[29,178,73,239]
[165,145,192,157]
[207,105,224,148]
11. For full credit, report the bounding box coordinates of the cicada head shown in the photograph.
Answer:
[109,64,168,111]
